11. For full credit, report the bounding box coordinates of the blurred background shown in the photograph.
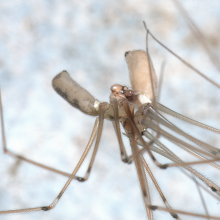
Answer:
[0,0,220,219]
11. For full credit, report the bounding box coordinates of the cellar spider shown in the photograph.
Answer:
[1,14,220,220]
[1,2,220,220]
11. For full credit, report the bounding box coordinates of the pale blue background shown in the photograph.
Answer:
[0,0,220,220]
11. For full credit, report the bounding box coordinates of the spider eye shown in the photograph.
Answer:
[124,90,133,97]
[111,84,123,93]
[124,51,130,57]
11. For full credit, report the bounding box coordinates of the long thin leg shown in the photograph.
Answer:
[138,143,220,219]
[0,103,106,214]
[144,131,220,200]
[128,109,154,220]
[79,103,107,181]
[146,120,220,167]
[0,90,7,154]
[145,26,220,89]
[140,132,215,218]
[131,126,220,199]
[141,156,180,220]
[157,61,166,102]
[111,99,130,163]
[146,129,220,171]
[138,136,220,197]
[148,206,220,220]
[137,142,220,219]
[157,103,220,134]
[144,23,161,143]
[145,120,219,160]
[173,0,220,72]
[127,113,218,167]
[160,131,220,170]
[147,109,220,167]
[148,107,220,155]
[139,141,220,201]
[192,175,210,218]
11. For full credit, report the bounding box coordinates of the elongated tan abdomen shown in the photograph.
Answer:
[52,70,100,116]
[125,50,157,106]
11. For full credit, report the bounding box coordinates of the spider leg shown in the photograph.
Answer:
[145,26,220,89]
[111,99,131,163]
[141,156,180,220]
[0,103,106,214]
[128,106,154,220]
[157,103,220,134]
[78,103,107,181]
